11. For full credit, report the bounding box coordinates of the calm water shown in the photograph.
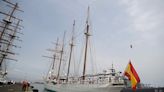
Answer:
[31,83,49,92]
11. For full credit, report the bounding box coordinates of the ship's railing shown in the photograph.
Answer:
[48,69,125,85]
[55,74,125,85]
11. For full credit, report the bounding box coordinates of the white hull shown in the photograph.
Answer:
[0,71,7,84]
[44,83,124,92]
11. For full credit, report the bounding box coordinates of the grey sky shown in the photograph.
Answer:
[1,0,164,86]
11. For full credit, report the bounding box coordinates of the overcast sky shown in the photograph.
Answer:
[1,0,164,86]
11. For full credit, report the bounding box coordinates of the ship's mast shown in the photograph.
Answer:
[0,3,18,41]
[82,7,91,80]
[43,38,59,80]
[57,32,66,80]
[66,20,75,82]
[0,0,23,71]
[0,20,20,63]
[52,38,59,70]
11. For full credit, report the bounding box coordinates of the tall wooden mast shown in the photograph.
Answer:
[57,32,66,80]
[66,20,75,82]
[52,38,59,70]
[43,38,59,80]
[0,20,20,63]
[82,7,91,80]
[0,0,23,71]
[0,2,22,40]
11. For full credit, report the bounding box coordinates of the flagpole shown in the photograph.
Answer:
[124,44,141,90]
[130,44,133,62]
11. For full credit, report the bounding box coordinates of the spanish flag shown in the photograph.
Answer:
[124,61,140,90]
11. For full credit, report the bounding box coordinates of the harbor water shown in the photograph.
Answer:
[31,83,48,92]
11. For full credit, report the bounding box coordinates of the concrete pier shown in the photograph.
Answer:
[121,87,164,92]
[0,83,33,92]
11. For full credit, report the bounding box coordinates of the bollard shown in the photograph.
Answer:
[30,86,34,88]
[33,89,39,92]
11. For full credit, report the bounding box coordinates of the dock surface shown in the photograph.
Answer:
[0,83,33,92]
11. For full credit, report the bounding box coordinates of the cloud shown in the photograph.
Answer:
[118,0,164,51]
[120,0,164,32]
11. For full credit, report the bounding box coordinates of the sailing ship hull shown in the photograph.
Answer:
[44,83,124,92]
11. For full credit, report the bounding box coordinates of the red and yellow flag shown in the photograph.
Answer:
[124,61,140,90]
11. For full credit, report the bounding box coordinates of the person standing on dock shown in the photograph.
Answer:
[27,82,30,91]
[22,80,30,91]
[22,80,26,91]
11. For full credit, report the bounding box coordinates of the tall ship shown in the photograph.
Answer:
[0,0,23,84]
[44,7,125,92]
